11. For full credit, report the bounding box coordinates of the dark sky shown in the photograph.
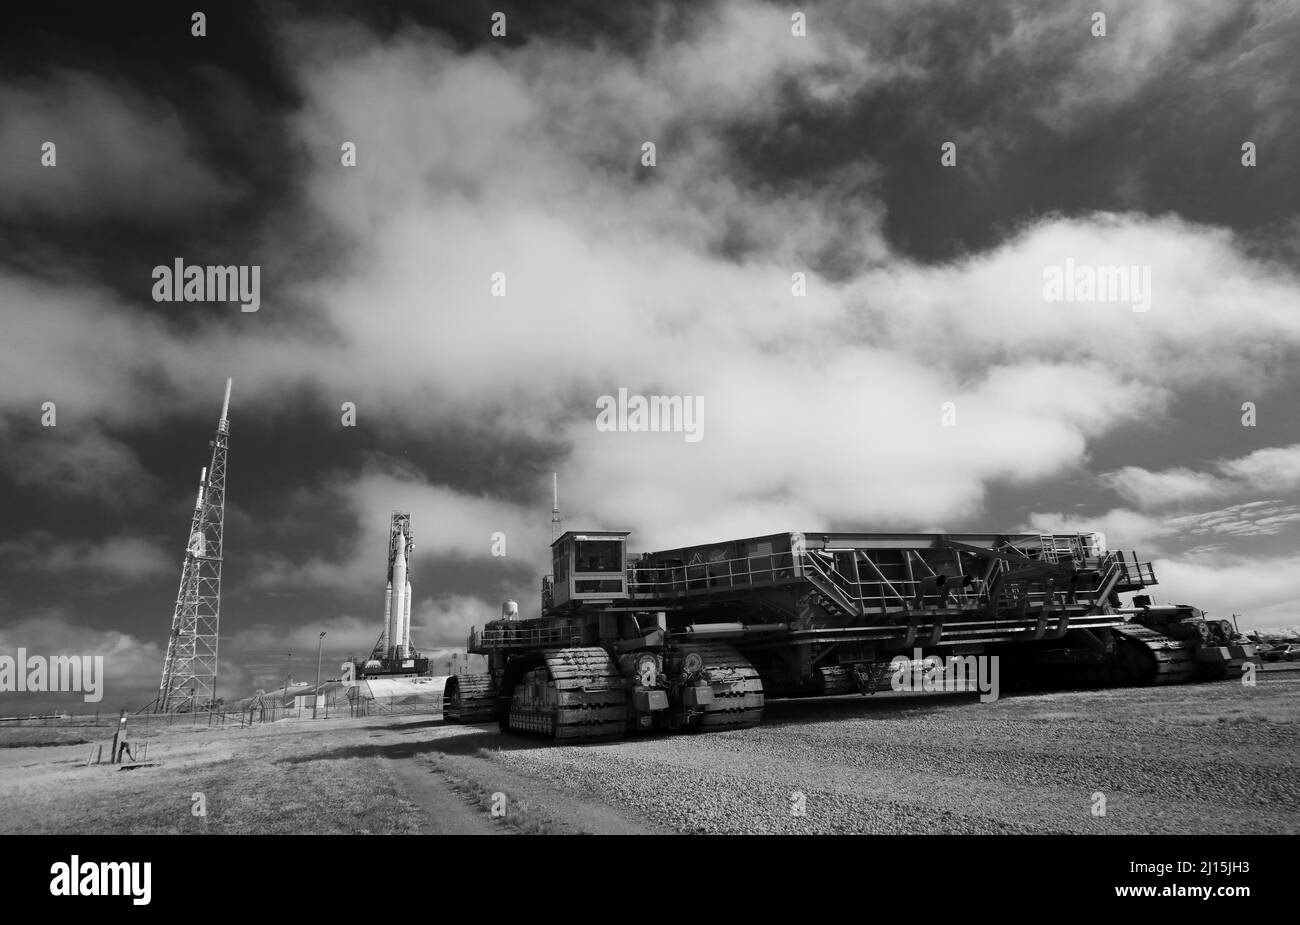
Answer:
[1,0,1298,712]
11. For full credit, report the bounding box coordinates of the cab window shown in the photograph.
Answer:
[574,540,622,573]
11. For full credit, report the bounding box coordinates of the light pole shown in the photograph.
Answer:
[314,631,326,719]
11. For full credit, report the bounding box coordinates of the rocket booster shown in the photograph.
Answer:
[402,580,412,655]
[383,581,394,651]
[391,528,408,658]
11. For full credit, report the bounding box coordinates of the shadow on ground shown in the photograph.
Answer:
[362,719,447,733]
[277,690,1043,762]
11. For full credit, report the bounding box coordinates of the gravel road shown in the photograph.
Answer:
[406,674,1300,834]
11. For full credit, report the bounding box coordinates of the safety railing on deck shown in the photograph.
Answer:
[628,550,801,597]
[626,545,1156,615]
[476,624,581,649]
[629,549,978,612]
[1109,550,1157,585]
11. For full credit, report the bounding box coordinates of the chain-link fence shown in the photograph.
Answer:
[2,679,453,730]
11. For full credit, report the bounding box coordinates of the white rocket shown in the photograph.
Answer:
[388,527,409,659]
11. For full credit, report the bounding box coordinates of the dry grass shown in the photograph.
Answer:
[429,751,559,835]
[0,718,423,834]
[0,728,91,748]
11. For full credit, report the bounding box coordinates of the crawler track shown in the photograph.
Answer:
[443,674,497,723]
[676,643,765,730]
[815,665,856,696]
[506,647,627,741]
[1006,627,1197,690]
[1113,625,1195,685]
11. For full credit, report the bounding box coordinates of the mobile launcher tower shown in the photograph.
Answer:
[347,512,430,679]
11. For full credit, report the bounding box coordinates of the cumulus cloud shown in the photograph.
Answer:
[0,70,243,220]
[245,468,553,591]
[1106,444,1300,509]
[1221,443,1300,489]
[246,13,1299,557]
[0,612,164,713]
[1151,552,1300,632]
[0,534,172,582]
[1027,500,1300,554]
[0,426,159,504]
[1104,466,1230,509]
[412,593,496,648]
[989,0,1262,134]
[2,6,1296,540]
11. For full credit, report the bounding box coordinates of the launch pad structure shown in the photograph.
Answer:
[156,380,232,713]
[155,386,430,712]
[346,512,430,680]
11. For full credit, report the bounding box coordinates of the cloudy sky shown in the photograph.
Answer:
[2,0,1298,713]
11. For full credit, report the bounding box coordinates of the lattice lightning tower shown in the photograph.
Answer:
[157,379,232,712]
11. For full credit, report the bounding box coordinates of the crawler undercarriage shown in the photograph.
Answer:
[446,530,1257,741]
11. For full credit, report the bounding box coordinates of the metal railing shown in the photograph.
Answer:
[799,551,863,615]
[629,548,980,611]
[477,624,582,649]
[0,709,274,730]
[1110,550,1156,585]
[628,550,800,596]
[626,546,1155,615]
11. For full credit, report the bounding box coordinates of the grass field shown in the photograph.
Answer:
[0,718,423,834]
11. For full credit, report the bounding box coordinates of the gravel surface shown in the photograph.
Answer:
[432,676,1300,834]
